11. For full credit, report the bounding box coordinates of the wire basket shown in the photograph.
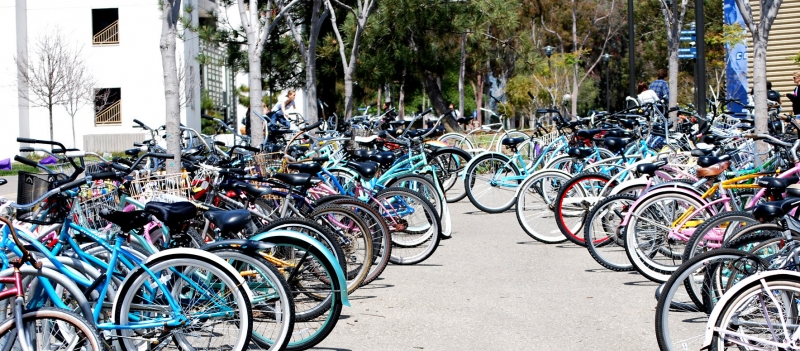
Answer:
[536,130,560,146]
[71,180,119,231]
[250,153,286,176]
[16,171,69,224]
[127,173,191,203]
[347,127,374,150]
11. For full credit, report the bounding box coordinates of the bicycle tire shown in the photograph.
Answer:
[583,194,636,271]
[464,153,521,213]
[681,211,759,262]
[514,170,572,243]
[0,307,103,351]
[429,147,472,203]
[374,187,441,265]
[553,172,612,246]
[309,205,373,291]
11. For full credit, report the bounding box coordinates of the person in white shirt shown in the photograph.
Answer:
[269,90,296,129]
[637,81,660,104]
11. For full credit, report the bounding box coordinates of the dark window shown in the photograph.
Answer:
[95,88,122,125]
[92,8,119,45]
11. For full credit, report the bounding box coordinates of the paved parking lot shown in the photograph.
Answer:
[316,200,658,350]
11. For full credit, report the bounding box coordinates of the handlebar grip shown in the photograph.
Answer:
[16,137,38,144]
[59,178,86,190]
[14,155,39,168]
[312,156,329,163]
[19,147,34,153]
[201,115,214,120]
[133,143,144,147]
[87,171,119,180]
[242,145,260,152]
[146,153,174,159]
[527,91,535,100]
[742,133,756,139]
[110,163,131,172]
[302,121,323,131]
[133,119,145,127]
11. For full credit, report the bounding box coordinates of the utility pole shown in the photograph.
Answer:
[16,0,30,143]
[695,0,706,117]
[627,0,636,98]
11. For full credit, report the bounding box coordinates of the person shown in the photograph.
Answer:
[380,101,398,129]
[637,81,660,104]
[650,69,670,102]
[786,71,800,116]
[270,90,296,129]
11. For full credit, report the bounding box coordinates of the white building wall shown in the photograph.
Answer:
[0,0,190,157]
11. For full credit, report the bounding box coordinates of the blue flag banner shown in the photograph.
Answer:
[724,0,749,113]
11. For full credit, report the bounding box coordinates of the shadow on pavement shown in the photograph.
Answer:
[555,244,583,249]
[623,280,659,287]
[584,268,618,273]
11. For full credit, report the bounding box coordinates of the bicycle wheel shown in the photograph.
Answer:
[655,249,766,351]
[514,170,571,243]
[388,174,444,218]
[429,148,471,203]
[464,153,521,213]
[624,191,713,283]
[710,276,800,350]
[681,211,759,262]
[112,253,253,351]
[373,187,441,265]
[584,194,636,271]
[205,248,295,350]
[317,197,392,286]
[438,133,473,151]
[0,307,103,351]
[257,237,344,351]
[553,172,612,246]
[309,205,373,291]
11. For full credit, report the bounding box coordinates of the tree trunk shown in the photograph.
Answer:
[160,0,183,174]
[343,68,354,119]
[459,32,466,120]
[71,116,76,148]
[571,64,579,117]
[399,69,406,119]
[423,73,460,133]
[476,73,483,126]
[752,38,769,156]
[248,55,264,146]
[668,44,679,123]
[48,105,53,142]
[377,86,381,113]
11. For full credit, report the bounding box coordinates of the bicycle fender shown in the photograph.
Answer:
[460,152,512,180]
[200,239,277,252]
[700,270,800,349]
[618,187,707,227]
[512,169,573,199]
[249,230,350,307]
[0,266,93,320]
[144,248,255,302]
[430,146,472,161]
[607,177,649,196]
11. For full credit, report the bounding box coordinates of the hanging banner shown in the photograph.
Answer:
[724,0,749,113]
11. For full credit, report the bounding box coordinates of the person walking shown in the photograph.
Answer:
[270,90,296,129]
[649,69,670,102]
[787,71,800,116]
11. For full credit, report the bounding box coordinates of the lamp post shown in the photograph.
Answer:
[603,53,610,111]
[545,45,554,73]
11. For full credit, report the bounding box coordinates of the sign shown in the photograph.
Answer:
[678,54,697,59]
[679,35,696,42]
[680,30,696,35]
[678,48,697,54]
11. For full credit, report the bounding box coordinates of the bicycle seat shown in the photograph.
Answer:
[756,176,800,191]
[690,148,714,157]
[288,162,322,175]
[124,148,141,157]
[204,209,251,235]
[0,179,6,186]
[602,137,630,153]
[636,160,668,177]
[406,129,431,138]
[145,202,198,226]
[788,184,800,198]
[567,147,594,159]
[501,137,525,147]
[605,130,632,138]
[456,117,474,125]
[389,121,407,127]
[753,197,800,223]
[695,161,731,178]
[272,173,313,187]
[369,151,396,166]
[697,154,731,167]
[577,129,604,139]
[99,209,152,233]
[230,180,271,197]
[352,149,377,161]
[182,147,203,156]
[288,145,309,154]
[620,119,639,129]
[702,135,723,145]
[346,161,379,180]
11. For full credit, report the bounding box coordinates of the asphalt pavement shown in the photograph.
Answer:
[316,199,658,351]
[0,176,16,202]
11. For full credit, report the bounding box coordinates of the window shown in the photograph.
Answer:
[95,88,121,125]
[92,8,119,45]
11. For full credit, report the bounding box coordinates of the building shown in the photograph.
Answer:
[0,0,246,156]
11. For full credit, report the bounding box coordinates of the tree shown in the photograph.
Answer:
[62,71,94,148]
[160,0,183,174]
[326,0,377,119]
[16,31,90,144]
[735,0,782,155]
[656,0,689,121]
[236,0,301,146]
[285,0,330,125]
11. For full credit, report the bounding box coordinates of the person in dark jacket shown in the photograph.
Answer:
[787,71,800,116]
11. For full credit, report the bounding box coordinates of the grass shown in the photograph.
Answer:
[0,152,128,176]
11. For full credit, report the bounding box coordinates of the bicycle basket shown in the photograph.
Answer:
[16,171,70,224]
[72,180,120,231]
[251,152,285,176]
[127,173,191,204]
